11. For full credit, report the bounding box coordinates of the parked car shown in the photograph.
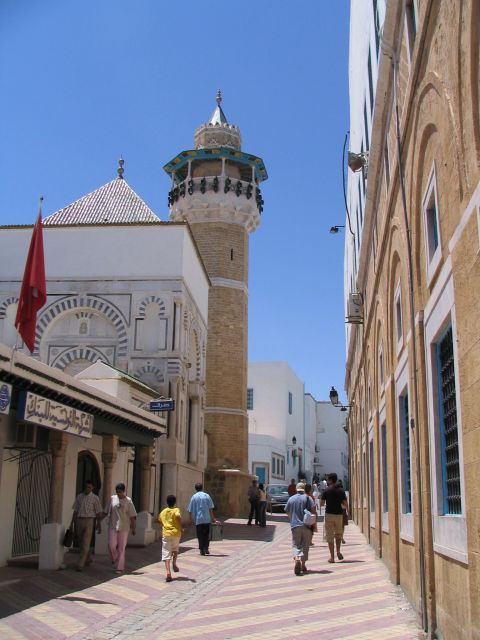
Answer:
[266,484,290,513]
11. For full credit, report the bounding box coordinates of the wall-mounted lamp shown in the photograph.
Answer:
[348,151,369,173]
[329,225,345,234]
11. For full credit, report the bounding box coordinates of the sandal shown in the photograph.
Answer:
[328,558,335,563]
[337,553,344,560]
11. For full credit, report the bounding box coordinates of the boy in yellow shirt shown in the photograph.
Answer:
[159,495,183,582]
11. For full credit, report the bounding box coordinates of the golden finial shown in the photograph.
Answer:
[216,89,222,106]
[117,156,124,179]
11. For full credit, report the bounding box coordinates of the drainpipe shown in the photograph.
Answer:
[382,34,428,635]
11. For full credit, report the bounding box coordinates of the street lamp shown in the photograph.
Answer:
[330,225,345,234]
[329,386,351,411]
[347,151,369,173]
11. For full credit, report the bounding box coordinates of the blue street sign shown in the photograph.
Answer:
[149,399,175,412]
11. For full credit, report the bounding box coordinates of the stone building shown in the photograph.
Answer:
[344,1,480,638]
[0,171,210,516]
[164,92,268,515]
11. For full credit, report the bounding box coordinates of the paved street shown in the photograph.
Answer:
[0,516,423,639]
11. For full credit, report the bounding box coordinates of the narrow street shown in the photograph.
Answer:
[0,516,423,640]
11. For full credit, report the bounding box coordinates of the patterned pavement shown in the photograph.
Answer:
[0,516,423,639]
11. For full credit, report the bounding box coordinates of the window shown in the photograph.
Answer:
[369,440,375,513]
[368,380,372,415]
[364,102,370,151]
[247,388,254,410]
[373,0,380,58]
[381,423,388,512]
[436,326,461,515]
[401,393,412,514]
[384,140,390,188]
[422,166,442,283]
[395,283,403,349]
[358,180,364,226]
[272,453,285,479]
[367,48,374,114]
[288,392,293,415]
[405,0,417,61]
[378,344,384,393]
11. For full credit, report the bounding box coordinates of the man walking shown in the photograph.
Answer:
[320,472,348,563]
[247,479,260,526]
[284,482,315,576]
[72,480,103,571]
[187,482,217,556]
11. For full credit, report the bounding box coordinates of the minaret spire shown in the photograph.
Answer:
[117,157,124,180]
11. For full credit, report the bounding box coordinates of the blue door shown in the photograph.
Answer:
[255,466,266,484]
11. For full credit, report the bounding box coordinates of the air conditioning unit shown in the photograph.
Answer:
[346,292,363,324]
[15,423,37,448]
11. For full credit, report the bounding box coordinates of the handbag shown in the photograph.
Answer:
[209,522,223,541]
[63,527,74,547]
[303,497,316,526]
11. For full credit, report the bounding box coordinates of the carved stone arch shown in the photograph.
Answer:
[458,0,480,178]
[51,346,109,372]
[373,299,386,403]
[409,71,467,202]
[138,296,167,318]
[0,296,18,319]
[385,223,407,366]
[186,319,202,382]
[35,295,128,357]
[409,121,438,292]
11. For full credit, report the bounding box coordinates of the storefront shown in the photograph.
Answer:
[0,344,165,569]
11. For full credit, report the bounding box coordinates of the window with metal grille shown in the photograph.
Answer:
[402,393,412,513]
[247,388,254,411]
[381,423,388,512]
[369,440,375,512]
[288,392,293,415]
[437,326,461,515]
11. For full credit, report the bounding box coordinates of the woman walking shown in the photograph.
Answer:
[258,483,267,527]
[104,482,137,573]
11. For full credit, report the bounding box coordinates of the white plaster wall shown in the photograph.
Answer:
[0,225,209,324]
[316,401,349,485]
[247,362,305,482]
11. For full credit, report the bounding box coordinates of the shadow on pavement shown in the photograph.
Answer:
[0,519,280,618]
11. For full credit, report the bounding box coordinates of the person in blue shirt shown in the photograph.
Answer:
[284,482,315,575]
[187,483,218,555]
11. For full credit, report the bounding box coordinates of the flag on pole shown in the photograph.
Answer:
[15,198,47,352]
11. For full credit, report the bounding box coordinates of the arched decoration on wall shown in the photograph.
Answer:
[0,297,18,319]
[468,0,480,165]
[138,296,167,318]
[76,450,101,496]
[188,326,202,382]
[134,363,164,385]
[385,240,406,367]
[34,295,128,356]
[51,346,110,373]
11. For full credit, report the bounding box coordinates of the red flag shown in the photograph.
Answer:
[15,200,47,352]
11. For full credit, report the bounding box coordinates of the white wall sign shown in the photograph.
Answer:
[18,391,93,438]
[0,382,12,415]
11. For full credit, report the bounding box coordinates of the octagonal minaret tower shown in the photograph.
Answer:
[164,92,267,514]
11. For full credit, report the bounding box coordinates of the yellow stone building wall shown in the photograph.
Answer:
[346,1,480,637]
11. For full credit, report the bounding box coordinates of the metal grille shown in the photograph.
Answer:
[12,452,52,557]
[438,327,461,515]
[403,394,412,513]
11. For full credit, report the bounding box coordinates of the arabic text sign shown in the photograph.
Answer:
[0,383,12,415]
[149,399,175,412]
[18,391,93,438]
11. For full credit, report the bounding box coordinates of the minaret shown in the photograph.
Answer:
[163,92,267,514]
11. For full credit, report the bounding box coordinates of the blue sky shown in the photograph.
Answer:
[0,0,350,403]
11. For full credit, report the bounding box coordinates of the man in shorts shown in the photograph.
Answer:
[320,473,348,563]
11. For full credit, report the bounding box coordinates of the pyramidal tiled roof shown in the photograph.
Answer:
[44,177,161,226]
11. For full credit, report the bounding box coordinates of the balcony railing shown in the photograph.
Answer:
[168,176,264,213]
